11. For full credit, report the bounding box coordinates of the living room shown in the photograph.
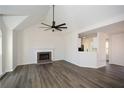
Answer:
[0,4,124,88]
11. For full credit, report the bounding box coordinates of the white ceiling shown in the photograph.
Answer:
[1,5,124,31]
[79,20,124,37]
[94,21,124,35]
[54,5,124,32]
[0,5,49,16]
[0,5,50,30]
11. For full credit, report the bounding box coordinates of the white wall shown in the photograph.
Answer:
[13,25,98,68]
[109,33,124,66]
[13,30,19,69]
[0,16,13,75]
[0,16,27,72]
[65,32,98,68]
[3,16,27,30]
[97,32,108,67]
[0,30,2,75]
[13,25,66,66]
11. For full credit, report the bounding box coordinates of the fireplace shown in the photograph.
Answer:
[37,52,52,63]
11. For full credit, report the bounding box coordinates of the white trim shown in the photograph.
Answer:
[0,73,4,78]
[0,72,6,79]
[31,48,55,63]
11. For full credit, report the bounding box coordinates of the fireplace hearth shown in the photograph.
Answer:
[37,52,52,64]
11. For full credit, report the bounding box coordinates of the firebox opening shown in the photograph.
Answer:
[37,52,51,63]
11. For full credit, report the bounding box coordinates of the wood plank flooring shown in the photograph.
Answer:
[0,60,124,88]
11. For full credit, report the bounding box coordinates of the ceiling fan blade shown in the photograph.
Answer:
[56,23,66,27]
[41,23,51,27]
[55,28,62,31]
[44,28,52,31]
[58,27,67,29]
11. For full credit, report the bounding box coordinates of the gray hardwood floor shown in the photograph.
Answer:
[0,60,124,88]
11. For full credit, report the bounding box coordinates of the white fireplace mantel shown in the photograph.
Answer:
[29,48,55,63]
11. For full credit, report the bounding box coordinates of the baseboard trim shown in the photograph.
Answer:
[0,68,16,80]
[0,72,8,80]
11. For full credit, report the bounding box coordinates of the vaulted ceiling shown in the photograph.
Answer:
[1,5,124,32]
[0,5,49,30]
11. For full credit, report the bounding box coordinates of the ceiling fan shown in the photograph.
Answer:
[40,5,67,32]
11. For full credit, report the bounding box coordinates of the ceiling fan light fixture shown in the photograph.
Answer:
[40,5,67,32]
[52,29,54,32]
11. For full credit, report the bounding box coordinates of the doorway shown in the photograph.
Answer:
[105,39,109,63]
